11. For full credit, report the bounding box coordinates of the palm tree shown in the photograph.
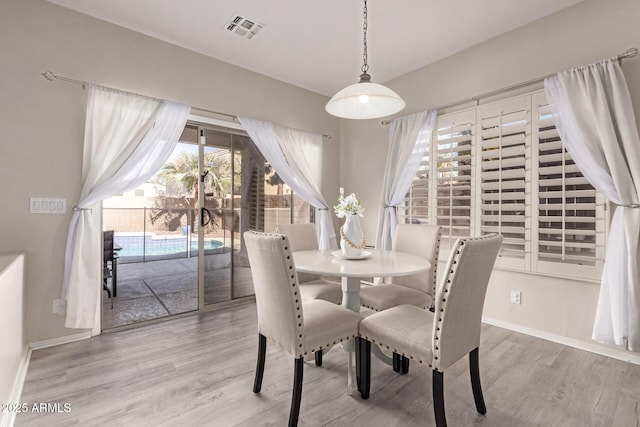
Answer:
[151,149,232,231]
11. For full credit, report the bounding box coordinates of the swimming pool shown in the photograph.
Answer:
[114,233,224,258]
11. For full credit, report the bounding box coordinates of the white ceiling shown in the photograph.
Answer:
[47,0,582,96]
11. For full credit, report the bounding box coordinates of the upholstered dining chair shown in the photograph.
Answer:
[356,234,502,427]
[244,231,361,427]
[276,223,342,305]
[359,224,441,373]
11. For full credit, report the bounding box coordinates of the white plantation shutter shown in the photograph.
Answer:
[478,97,531,269]
[400,90,606,279]
[532,92,606,278]
[434,110,475,251]
[398,146,430,224]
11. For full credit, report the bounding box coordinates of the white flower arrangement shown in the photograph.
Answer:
[334,192,365,218]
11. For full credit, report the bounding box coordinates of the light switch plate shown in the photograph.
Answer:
[30,197,67,214]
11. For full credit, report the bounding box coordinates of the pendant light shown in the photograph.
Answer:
[325,0,405,120]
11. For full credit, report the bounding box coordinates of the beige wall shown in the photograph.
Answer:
[2,0,638,354]
[0,0,339,343]
[340,0,640,352]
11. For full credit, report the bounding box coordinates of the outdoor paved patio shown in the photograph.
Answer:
[102,254,254,330]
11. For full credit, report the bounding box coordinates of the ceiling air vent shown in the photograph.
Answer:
[225,13,263,39]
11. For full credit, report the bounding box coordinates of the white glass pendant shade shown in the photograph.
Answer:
[326,80,405,119]
[327,0,406,120]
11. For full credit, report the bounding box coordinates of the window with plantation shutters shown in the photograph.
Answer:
[434,111,475,251]
[478,97,530,270]
[532,92,606,278]
[400,90,606,280]
[398,147,430,224]
[397,151,430,224]
[400,110,476,252]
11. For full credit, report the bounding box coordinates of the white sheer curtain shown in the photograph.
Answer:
[545,58,640,352]
[63,86,190,329]
[375,110,437,250]
[238,117,336,249]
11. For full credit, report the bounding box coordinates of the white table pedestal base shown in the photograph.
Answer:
[342,276,360,395]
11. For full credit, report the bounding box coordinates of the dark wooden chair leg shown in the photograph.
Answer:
[253,334,267,393]
[356,338,362,391]
[400,356,410,374]
[354,337,362,391]
[394,352,410,374]
[356,337,371,399]
[433,370,447,427]
[469,347,487,414]
[289,357,304,427]
[393,352,401,372]
[315,349,322,367]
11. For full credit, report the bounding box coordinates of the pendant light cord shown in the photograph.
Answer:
[361,0,369,74]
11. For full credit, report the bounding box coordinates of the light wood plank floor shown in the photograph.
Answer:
[16,302,640,426]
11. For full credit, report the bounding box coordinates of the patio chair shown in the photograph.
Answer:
[103,230,118,308]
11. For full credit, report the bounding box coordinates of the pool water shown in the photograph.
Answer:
[115,234,223,258]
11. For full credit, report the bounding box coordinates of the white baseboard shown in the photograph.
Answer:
[482,316,640,366]
[0,346,32,427]
[29,331,91,351]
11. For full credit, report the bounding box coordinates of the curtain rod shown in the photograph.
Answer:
[381,47,638,125]
[40,71,333,139]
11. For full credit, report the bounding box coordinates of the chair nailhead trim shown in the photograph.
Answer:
[300,333,358,357]
[254,231,305,358]
[430,234,499,369]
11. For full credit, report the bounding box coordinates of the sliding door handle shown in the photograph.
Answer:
[201,207,212,227]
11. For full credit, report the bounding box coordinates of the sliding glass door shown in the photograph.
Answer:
[198,128,264,307]
[102,120,309,330]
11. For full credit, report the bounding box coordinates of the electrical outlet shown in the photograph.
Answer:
[510,290,522,305]
[53,299,66,315]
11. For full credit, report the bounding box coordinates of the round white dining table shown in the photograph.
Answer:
[292,249,431,393]
[292,249,431,312]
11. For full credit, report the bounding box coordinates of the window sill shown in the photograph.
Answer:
[436,257,602,284]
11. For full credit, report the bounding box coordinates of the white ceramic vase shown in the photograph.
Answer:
[341,214,364,257]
